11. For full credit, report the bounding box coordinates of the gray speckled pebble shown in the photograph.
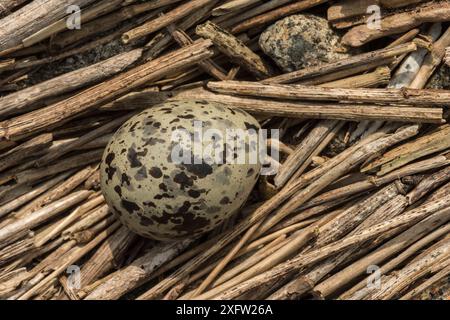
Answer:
[426,65,450,90]
[100,100,261,241]
[259,14,349,72]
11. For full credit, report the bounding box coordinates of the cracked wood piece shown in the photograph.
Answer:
[208,80,450,106]
[172,88,443,123]
[0,40,213,139]
[231,0,328,34]
[196,21,273,79]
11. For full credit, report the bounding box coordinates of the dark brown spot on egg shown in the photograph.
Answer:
[121,199,139,214]
[121,173,131,186]
[188,189,201,198]
[114,185,122,197]
[127,148,142,168]
[173,172,194,190]
[149,167,163,179]
[220,196,230,205]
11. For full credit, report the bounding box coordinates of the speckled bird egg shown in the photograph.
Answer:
[100,100,262,241]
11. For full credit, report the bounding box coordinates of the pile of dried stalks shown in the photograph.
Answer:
[0,0,449,300]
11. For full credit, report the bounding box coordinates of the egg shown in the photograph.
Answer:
[100,100,262,241]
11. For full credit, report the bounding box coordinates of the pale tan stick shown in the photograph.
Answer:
[341,223,450,299]
[214,0,292,29]
[18,222,120,300]
[318,208,450,299]
[50,4,166,48]
[0,190,92,243]
[14,149,103,186]
[286,122,346,186]
[181,235,289,299]
[213,235,287,287]
[0,133,52,172]
[275,120,338,188]
[11,166,96,220]
[400,258,450,300]
[231,0,328,34]
[85,238,196,300]
[122,0,216,43]
[168,27,229,81]
[270,189,410,300]
[320,66,391,88]
[302,154,450,210]
[407,165,450,204]
[371,131,450,176]
[170,88,443,123]
[256,125,420,236]
[135,129,390,299]
[192,130,414,298]
[208,80,450,106]
[0,173,69,219]
[342,2,450,47]
[143,0,219,60]
[79,226,137,290]
[369,239,450,299]
[212,0,261,16]
[192,227,318,300]
[62,205,110,239]
[34,195,104,247]
[35,114,133,167]
[192,222,263,296]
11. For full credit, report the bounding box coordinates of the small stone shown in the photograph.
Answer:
[426,64,450,89]
[259,14,350,72]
